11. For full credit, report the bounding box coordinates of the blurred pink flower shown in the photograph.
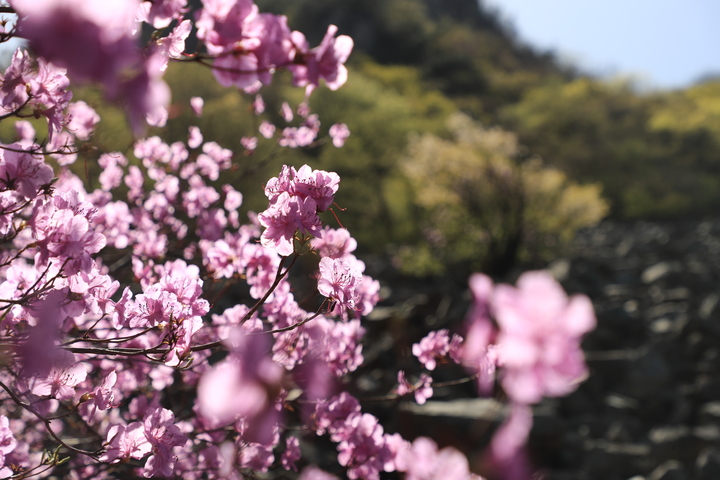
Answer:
[196,328,283,444]
[329,123,350,147]
[190,96,204,116]
[395,436,482,480]
[493,271,595,404]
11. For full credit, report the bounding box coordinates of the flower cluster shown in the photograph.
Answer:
[0,2,599,480]
[196,2,352,94]
[314,393,403,480]
[258,164,339,256]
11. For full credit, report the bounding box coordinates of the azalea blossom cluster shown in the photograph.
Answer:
[9,0,352,132]
[0,1,598,479]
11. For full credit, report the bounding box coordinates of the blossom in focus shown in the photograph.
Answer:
[0,146,53,200]
[0,416,16,478]
[259,192,321,256]
[317,257,362,311]
[290,25,353,95]
[258,164,339,256]
[413,329,452,371]
[29,353,87,400]
[142,407,189,477]
[311,227,357,259]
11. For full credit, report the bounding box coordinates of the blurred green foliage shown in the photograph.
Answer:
[502,77,720,218]
[396,113,608,276]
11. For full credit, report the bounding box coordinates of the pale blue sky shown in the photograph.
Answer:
[484,0,720,90]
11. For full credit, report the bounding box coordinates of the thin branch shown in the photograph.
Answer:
[0,380,101,459]
[258,308,324,335]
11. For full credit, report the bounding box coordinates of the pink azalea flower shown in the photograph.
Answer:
[414,374,433,405]
[492,271,595,404]
[0,147,53,199]
[0,49,34,110]
[311,227,357,259]
[0,416,16,457]
[241,136,258,151]
[213,50,261,91]
[396,372,433,405]
[314,392,361,438]
[154,19,192,72]
[488,403,534,480]
[87,370,118,414]
[12,0,170,132]
[395,437,482,480]
[223,185,243,211]
[14,120,35,144]
[335,413,396,479]
[307,316,365,375]
[63,101,99,141]
[138,0,187,29]
[253,94,265,114]
[289,25,353,95]
[196,328,283,444]
[259,121,275,138]
[329,123,350,147]
[190,96,204,116]
[188,126,203,149]
[293,164,340,211]
[298,466,339,480]
[29,352,87,400]
[142,407,189,477]
[281,436,301,471]
[280,102,293,122]
[317,257,362,311]
[259,192,321,256]
[413,329,452,371]
[101,422,152,464]
[462,271,594,404]
[396,370,412,396]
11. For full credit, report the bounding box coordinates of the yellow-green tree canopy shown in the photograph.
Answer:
[396,113,608,276]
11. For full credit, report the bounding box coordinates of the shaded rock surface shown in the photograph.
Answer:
[532,220,720,479]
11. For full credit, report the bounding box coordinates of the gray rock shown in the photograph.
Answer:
[641,262,673,284]
[647,460,686,480]
[695,448,720,480]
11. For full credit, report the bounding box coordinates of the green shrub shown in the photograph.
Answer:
[396,113,608,276]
